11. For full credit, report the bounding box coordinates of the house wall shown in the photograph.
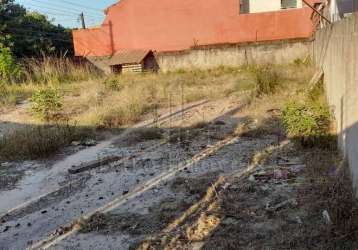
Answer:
[87,39,311,74]
[73,0,318,57]
[72,27,113,57]
[158,39,311,72]
[312,13,358,196]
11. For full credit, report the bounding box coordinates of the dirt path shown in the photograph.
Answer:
[0,101,36,138]
[0,97,250,250]
[0,100,209,215]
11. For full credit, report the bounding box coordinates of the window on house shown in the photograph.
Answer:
[240,0,250,14]
[281,0,297,9]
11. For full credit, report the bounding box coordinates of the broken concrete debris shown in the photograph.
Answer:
[214,120,226,126]
[249,175,256,182]
[68,155,121,174]
[2,225,10,233]
[266,198,298,212]
[322,210,332,225]
[273,169,289,180]
[0,162,12,168]
[277,156,303,166]
[71,139,97,147]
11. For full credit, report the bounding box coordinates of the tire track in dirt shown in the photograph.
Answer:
[29,135,240,249]
[0,100,209,223]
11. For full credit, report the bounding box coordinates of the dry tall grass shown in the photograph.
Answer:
[69,67,256,127]
[22,57,101,85]
[0,124,95,160]
[0,57,101,110]
[0,62,315,160]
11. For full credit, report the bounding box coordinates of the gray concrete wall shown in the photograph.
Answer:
[157,40,312,72]
[313,13,358,195]
[86,40,311,74]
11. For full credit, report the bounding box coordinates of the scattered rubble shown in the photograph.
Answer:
[322,210,332,225]
[68,156,122,174]
[71,139,98,147]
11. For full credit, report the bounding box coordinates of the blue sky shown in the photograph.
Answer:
[15,0,118,28]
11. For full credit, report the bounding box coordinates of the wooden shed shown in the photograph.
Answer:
[108,50,159,74]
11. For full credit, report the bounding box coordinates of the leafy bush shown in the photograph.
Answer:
[282,101,332,147]
[31,88,63,121]
[255,65,280,96]
[103,76,122,91]
[0,47,22,82]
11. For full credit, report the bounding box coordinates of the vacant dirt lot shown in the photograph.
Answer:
[1,66,356,250]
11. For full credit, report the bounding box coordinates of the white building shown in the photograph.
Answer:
[240,0,303,14]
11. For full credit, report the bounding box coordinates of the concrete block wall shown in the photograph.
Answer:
[313,13,358,195]
[157,40,311,72]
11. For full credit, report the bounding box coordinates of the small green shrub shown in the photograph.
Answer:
[31,88,63,121]
[282,101,332,147]
[0,47,22,82]
[255,65,280,96]
[293,58,304,66]
[293,57,312,67]
[103,76,122,91]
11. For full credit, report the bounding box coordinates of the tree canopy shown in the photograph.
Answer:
[0,0,73,58]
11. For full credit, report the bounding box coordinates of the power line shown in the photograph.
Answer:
[24,4,102,20]
[25,8,83,18]
[23,3,87,16]
[57,0,103,12]
[23,0,104,15]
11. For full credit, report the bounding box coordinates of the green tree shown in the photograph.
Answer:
[0,47,21,82]
[0,0,73,58]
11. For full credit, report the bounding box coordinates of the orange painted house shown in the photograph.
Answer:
[72,0,321,57]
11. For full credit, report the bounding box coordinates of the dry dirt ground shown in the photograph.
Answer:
[0,95,347,250]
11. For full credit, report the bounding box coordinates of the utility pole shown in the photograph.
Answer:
[80,12,86,29]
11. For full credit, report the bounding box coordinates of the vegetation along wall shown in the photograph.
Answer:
[313,13,358,196]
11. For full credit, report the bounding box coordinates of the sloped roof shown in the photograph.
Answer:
[108,50,152,66]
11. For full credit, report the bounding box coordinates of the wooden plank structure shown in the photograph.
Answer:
[108,49,159,74]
